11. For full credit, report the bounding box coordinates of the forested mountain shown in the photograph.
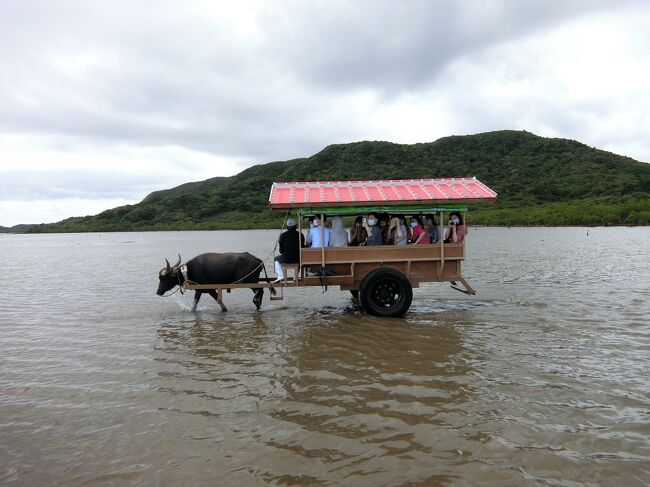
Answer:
[22,130,650,232]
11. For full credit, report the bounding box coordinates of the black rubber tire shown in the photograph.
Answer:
[359,268,412,317]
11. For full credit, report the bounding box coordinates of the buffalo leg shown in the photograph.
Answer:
[252,288,264,310]
[191,291,202,312]
[208,290,227,312]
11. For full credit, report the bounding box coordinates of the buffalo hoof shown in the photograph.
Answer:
[253,293,263,310]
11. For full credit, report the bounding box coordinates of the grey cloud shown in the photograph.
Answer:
[0,0,648,169]
[264,0,646,93]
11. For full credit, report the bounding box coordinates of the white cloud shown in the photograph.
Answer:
[0,0,649,226]
[432,7,650,159]
[0,198,132,227]
[0,135,248,224]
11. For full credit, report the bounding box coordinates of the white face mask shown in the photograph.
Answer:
[313,219,320,227]
[451,218,460,225]
[367,218,376,226]
[410,222,418,228]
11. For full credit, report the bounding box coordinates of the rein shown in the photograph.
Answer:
[160,213,292,293]
[231,210,289,284]
[161,285,182,297]
[159,265,188,297]
[177,268,185,294]
[231,261,264,284]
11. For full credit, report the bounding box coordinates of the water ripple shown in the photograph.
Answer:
[1,229,649,486]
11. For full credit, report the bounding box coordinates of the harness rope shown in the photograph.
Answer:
[161,209,291,297]
[230,208,290,284]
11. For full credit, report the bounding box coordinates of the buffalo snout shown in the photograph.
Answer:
[156,275,177,296]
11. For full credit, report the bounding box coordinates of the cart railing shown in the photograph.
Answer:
[300,243,464,265]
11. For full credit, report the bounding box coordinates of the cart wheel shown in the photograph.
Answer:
[359,268,412,317]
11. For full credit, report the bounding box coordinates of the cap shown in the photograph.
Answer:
[286,218,296,227]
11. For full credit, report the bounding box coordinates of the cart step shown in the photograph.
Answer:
[270,286,284,300]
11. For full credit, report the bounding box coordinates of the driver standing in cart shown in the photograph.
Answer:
[273,218,305,283]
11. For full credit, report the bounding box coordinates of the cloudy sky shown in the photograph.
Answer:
[1,0,649,226]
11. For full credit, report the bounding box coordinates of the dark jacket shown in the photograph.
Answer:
[279,229,305,263]
[349,225,368,246]
[367,226,383,246]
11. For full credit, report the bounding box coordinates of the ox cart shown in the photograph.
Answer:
[183,178,497,317]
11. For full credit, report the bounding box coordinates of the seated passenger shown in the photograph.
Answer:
[273,218,305,282]
[306,215,331,247]
[364,212,383,246]
[409,216,430,245]
[388,215,407,245]
[424,213,440,244]
[329,216,348,247]
[444,212,466,243]
[349,216,368,246]
[379,213,390,244]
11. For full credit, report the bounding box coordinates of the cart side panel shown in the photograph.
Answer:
[300,245,465,291]
[300,244,464,265]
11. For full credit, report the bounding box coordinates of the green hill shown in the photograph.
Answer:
[27,130,650,232]
[2,223,38,234]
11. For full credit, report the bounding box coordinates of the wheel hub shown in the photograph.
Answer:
[373,280,399,308]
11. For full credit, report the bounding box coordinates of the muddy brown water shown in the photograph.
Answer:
[1,228,649,486]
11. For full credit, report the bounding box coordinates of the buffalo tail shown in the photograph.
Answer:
[259,259,277,296]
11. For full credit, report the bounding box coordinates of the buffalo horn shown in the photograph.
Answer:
[174,254,181,268]
[165,258,171,274]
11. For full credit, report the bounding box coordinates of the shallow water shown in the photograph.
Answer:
[1,228,649,486]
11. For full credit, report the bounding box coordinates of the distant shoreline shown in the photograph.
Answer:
[3,223,649,235]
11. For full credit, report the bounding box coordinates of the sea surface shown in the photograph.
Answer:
[1,228,649,486]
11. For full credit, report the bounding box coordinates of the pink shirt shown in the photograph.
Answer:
[411,225,430,245]
[449,224,466,243]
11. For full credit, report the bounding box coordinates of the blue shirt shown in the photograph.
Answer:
[307,226,330,247]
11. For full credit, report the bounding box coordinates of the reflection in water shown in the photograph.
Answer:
[2,229,649,486]
[266,319,468,485]
[156,312,469,485]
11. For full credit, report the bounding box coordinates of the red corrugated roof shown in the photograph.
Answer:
[269,178,497,209]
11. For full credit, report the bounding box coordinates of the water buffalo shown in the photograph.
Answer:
[156,252,274,311]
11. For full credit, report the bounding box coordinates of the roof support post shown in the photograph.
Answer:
[439,210,445,280]
[298,210,303,279]
[320,212,325,269]
[462,210,467,260]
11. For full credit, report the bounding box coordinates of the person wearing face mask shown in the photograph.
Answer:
[408,215,430,245]
[349,216,368,246]
[306,214,330,248]
[364,212,384,246]
[444,212,466,243]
